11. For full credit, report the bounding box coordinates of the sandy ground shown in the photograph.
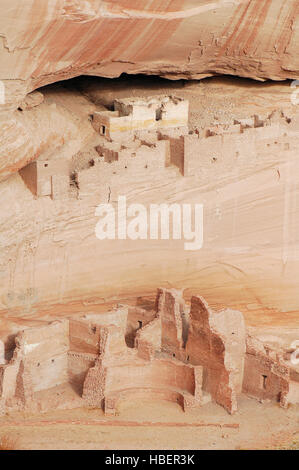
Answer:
[0,396,298,450]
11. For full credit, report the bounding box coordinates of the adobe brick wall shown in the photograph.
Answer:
[16,320,69,394]
[182,118,297,178]
[78,139,168,194]
[103,360,203,415]
[156,288,187,361]
[135,317,160,360]
[82,356,107,408]
[0,287,297,416]
[20,159,69,198]
[164,135,185,174]
[69,319,101,354]
[105,359,195,394]
[82,319,203,415]
[185,295,246,414]
[0,320,69,410]
[19,161,37,195]
[68,351,97,394]
[92,96,189,142]
[0,397,4,416]
[0,359,20,403]
[83,307,128,332]
[288,369,299,404]
[242,335,290,407]
[84,356,203,415]
[126,306,156,348]
[51,173,69,199]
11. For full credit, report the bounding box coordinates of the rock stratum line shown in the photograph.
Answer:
[96,0,247,21]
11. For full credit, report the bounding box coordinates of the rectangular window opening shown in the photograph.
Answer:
[262,374,268,390]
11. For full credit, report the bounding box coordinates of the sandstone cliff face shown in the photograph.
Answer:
[1,0,299,114]
[0,3,299,337]
[1,0,298,179]
[0,89,97,181]
[0,78,299,327]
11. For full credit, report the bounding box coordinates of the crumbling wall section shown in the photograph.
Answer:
[186,296,246,414]
[104,360,198,396]
[159,131,185,173]
[69,319,101,354]
[68,351,97,394]
[82,325,128,407]
[20,159,70,199]
[83,307,128,333]
[0,320,70,411]
[159,98,189,130]
[93,96,189,142]
[242,335,290,407]
[288,369,299,404]
[135,317,161,360]
[126,306,156,348]
[82,356,107,408]
[181,117,295,178]
[77,139,168,196]
[19,161,37,195]
[0,340,5,365]
[156,288,187,361]
[0,358,20,404]
[17,320,69,394]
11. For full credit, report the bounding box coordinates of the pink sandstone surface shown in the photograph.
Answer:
[1,288,297,421]
[1,0,299,107]
[1,0,299,177]
[0,287,298,449]
[0,77,299,329]
[0,2,298,450]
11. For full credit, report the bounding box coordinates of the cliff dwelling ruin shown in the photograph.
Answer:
[18,91,299,205]
[0,73,298,450]
[1,0,299,451]
[1,288,298,418]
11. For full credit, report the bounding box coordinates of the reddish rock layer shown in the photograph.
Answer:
[0,0,299,114]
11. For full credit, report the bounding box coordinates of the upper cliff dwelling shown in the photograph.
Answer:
[1,0,299,451]
[14,75,299,205]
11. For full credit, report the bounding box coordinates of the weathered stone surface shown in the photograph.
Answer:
[156,288,188,361]
[242,334,293,407]
[0,341,5,365]
[186,295,246,413]
[19,92,44,112]
[0,88,97,181]
[0,79,299,355]
[0,290,298,417]
[0,0,298,117]
[0,2,299,201]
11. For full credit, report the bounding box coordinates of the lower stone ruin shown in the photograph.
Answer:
[0,288,298,416]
